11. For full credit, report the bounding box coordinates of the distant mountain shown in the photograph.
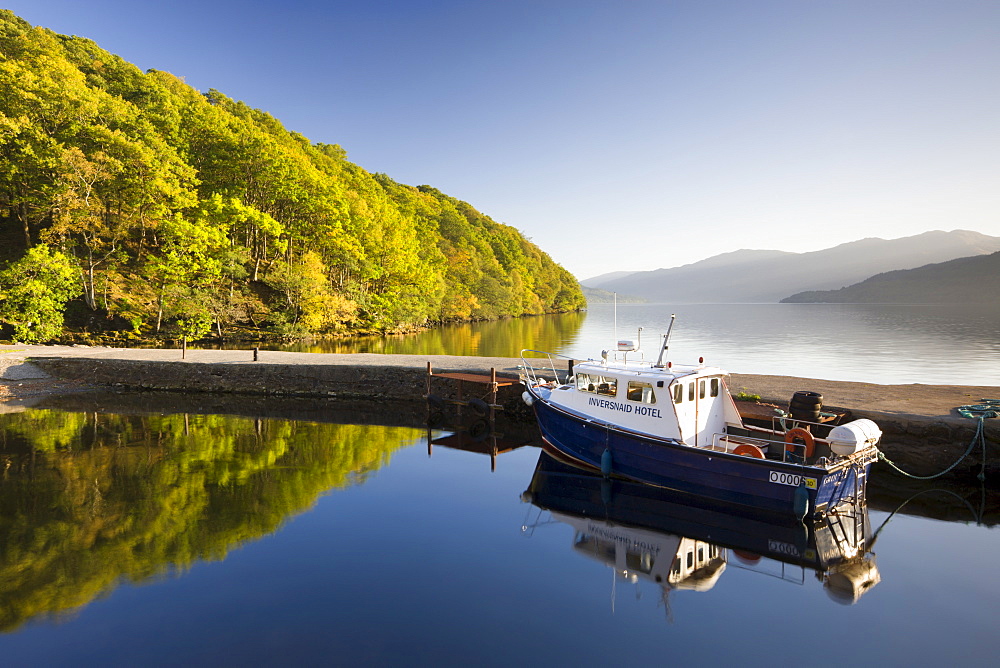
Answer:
[596,230,1000,303]
[781,251,1000,303]
[581,287,647,304]
[580,271,636,288]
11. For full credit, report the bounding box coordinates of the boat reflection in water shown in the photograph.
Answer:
[521,452,880,612]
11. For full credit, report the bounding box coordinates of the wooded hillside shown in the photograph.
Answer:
[0,11,584,342]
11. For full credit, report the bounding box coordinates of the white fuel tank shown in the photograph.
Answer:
[825,558,881,605]
[826,419,882,456]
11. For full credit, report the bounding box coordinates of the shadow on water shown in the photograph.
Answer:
[868,465,1000,527]
[33,390,431,429]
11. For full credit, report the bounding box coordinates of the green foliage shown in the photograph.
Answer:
[734,390,762,402]
[266,250,357,336]
[0,244,80,341]
[0,10,583,339]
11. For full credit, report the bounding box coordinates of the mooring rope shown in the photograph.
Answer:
[957,399,1000,420]
[870,486,985,547]
[876,399,998,482]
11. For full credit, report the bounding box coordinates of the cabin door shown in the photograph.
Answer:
[674,380,699,446]
[695,377,724,447]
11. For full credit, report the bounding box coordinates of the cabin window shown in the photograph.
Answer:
[576,372,617,396]
[626,551,655,574]
[686,551,693,569]
[575,533,616,561]
[699,381,706,399]
[626,381,656,405]
[673,384,683,404]
[711,378,720,397]
[688,382,695,402]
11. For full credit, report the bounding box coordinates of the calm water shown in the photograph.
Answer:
[258,303,1000,385]
[1,406,998,666]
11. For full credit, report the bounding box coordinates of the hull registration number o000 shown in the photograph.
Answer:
[769,471,817,489]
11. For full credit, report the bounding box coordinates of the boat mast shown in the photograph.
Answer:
[654,314,676,368]
[613,292,617,347]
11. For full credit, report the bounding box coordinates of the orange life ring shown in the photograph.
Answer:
[733,549,762,564]
[733,443,765,459]
[784,427,815,458]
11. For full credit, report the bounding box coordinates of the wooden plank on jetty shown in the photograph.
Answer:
[425,362,522,419]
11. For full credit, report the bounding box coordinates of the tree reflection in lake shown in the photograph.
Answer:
[236,309,587,357]
[0,409,421,632]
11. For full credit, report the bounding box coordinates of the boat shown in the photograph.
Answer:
[521,452,880,608]
[519,317,883,519]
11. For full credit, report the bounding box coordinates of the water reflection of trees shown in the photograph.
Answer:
[0,410,419,632]
[259,310,587,357]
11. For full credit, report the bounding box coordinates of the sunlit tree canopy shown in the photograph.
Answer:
[0,10,584,342]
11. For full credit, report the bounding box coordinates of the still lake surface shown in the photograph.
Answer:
[2,302,999,664]
[270,302,1000,385]
[1,404,998,666]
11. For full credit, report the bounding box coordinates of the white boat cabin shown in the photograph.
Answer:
[558,512,726,592]
[543,356,744,449]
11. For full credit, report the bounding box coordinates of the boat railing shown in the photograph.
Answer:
[520,349,577,386]
[605,349,649,363]
[711,433,775,453]
[712,432,826,465]
[728,555,807,586]
[768,414,840,437]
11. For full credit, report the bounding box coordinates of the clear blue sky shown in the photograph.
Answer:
[6,0,999,278]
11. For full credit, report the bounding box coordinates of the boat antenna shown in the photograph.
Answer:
[654,314,676,368]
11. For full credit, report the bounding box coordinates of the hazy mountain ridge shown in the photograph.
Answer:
[581,286,647,304]
[592,230,1000,303]
[781,251,1000,304]
[580,270,636,288]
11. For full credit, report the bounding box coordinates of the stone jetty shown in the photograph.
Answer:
[2,343,997,476]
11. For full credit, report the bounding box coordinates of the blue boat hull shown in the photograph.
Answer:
[531,394,870,518]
